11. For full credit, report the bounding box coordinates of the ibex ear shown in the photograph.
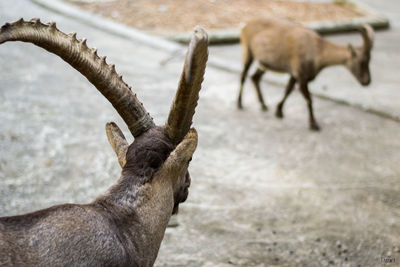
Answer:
[106,122,129,168]
[348,44,357,58]
[359,24,374,51]
[163,128,198,178]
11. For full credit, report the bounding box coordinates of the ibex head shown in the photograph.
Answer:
[346,24,374,86]
[106,123,196,215]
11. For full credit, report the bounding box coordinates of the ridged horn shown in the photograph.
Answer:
[165,26,208,145]
[0,18,155,137]
[359,24,374,52]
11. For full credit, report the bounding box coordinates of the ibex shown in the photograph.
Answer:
[238,17,374,130]
[0,18,208,266]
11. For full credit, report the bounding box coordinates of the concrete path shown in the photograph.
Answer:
[0,1,399,266]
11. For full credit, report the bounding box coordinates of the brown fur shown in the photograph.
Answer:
[0,127,196,267]
[238,17,374,130]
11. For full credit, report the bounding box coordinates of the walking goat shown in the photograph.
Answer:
[0,18,208,266]
[238,17,374,130]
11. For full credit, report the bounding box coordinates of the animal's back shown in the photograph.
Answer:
[0,204,130,266]
[241,17,321,74]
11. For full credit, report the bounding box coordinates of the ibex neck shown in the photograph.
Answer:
[319,40,350,69]
[94,175,174,265]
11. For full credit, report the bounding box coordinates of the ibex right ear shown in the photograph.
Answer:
[106,122,129,168]
[163,128,198,177]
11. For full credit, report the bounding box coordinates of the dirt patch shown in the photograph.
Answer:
[66,0,363,34]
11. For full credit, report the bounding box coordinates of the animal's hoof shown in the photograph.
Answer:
[261,105,268,112]
[310,122,321,131]
[275,109,283,119]
[237,103,243,110]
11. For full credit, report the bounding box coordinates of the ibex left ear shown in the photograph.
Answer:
[106,122,129,168]
[163,128,198,176]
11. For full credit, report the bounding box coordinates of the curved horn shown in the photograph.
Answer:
[359,24,374,52]
[0,18,155,137]
[165,26,208,145]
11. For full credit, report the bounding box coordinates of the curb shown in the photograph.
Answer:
[167,0,390,44]
[32,0,182,52]
[31,0,398,122]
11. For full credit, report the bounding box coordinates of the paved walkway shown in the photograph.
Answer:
[0,1,399,266]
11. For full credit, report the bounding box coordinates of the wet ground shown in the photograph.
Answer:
[0,1,399,266]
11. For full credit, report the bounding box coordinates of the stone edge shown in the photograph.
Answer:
[167,0,390,44]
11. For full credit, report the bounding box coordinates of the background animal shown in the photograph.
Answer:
[0,18,208,267]
[238,16,374,130]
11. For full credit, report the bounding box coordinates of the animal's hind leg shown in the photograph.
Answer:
[237,47,253,109]
[238,58,253,109]
[275,76,296,118]
[251,67,268,111]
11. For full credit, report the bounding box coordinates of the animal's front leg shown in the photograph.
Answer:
[299,81,320,131]
[251,67,268,111]
[276,76,296,118]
